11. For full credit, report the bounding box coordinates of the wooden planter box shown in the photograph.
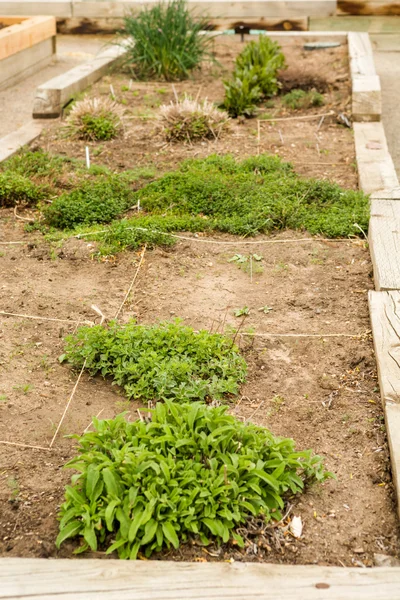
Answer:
[0,15,56,90]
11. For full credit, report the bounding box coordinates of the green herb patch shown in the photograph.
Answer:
[44,177,135,229]
[221,36,286,117]
[282,89,325,110]
[0,172,46,207]
[56,402,331,558]
[130,154,368,238]
[61,319,246,403]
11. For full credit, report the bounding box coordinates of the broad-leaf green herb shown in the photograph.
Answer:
[62,319,246,403]
[56,402,332,558]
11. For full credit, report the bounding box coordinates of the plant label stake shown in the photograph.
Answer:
[85,146,90,169]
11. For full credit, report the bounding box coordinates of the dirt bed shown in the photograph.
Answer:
[0,35,399,566]
[40,36,356,188]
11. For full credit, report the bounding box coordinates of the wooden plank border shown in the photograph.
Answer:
[1,557,400,599]
[0,15,56,61]
[0,121,44,163]
[32,43,127,118]
[348,31,381,121]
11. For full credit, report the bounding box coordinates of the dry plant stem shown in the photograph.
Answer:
[114,244,147,319]
[75,228,357,246]
[82,409,105,435]
[0,440,51,451]
[239,331,366,338]
[0,310,93,325]
[246,400,264,422]
[259,111,334,123]
[13,206,34,223]
[0,241,24,245]
[48,359,88,449]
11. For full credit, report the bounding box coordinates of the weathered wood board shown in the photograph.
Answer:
[369,291,400,400]
[0,37,55,91]
[0,121,43,163]
[338,0,400,16]
[0,1,72,17]
[1,558,400,599]
[369,201,400,291]
[310,15,400,31]
[0,15,56,62]
[32,43,127,118]
[384,400,400,518]
[353,122,398,193]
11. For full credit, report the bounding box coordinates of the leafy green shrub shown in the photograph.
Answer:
[282,89,325,110]
[61,319,246,403]
[220,71,262,118]
[118,0,211,81]
[56,402,331,558]
[222,36,286,117]
[44,177,134,229]
[64,97,123,141]
[0,172,46,207]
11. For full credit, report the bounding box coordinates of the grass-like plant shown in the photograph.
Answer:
[56,402,331,559]
[64,97,123,141]
[61,319,247,403]
[160,96,230,141]
[118,0,212,81]
[282,89,325,110]
[222,36,286,117]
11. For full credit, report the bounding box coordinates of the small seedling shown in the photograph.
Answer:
[13,383,33,395]
[0,394,7,402]
[229,253,263,276]
[234,306,250,317]
[258,305,273,314]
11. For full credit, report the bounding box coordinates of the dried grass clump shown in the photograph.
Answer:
[65,97,123,141]
[160,96,230,142]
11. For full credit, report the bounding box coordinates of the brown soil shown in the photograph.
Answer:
[0,35,399,566]
[40,35,356,188]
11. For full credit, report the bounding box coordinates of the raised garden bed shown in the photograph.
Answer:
[0,28,399,578]
[0,15,56,90]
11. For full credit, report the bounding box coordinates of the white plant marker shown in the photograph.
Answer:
[85,146,90,169]
[110,84,115,98]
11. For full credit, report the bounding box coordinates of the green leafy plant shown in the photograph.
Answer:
[64,97,123,141]
[0,172,46,207]
[228,253,263,275]
[160,96,230,142]
[61,319,247,403]
[282,89,325,110]
[44,177,135,229]
[56,402,331,558]
[118,0,212,81]
[234,306,250,317]
[221,36,286,117]
[220,71,262,118]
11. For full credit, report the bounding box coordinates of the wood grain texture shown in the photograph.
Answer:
[0,37,55,91]
[0,121,43,163]
[71,0,336,19]
[0,16,56,61]
[353,123,398,193]
[369,201,400,291]
[310,15,400,32]
[369,291,400,399]
[32,43,127,117]
[0,2,72,17]
[384,400,400,518]
[338,0,400,16]
[1,558,400,599]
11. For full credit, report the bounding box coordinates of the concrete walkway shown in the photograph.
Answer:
[0,34,112,137]
[373,44,400,178]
